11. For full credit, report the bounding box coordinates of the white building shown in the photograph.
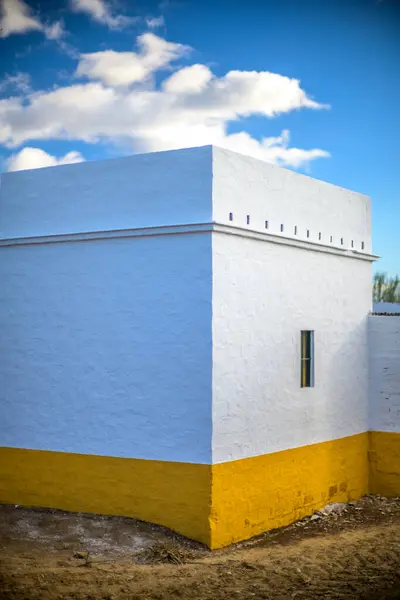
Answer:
[0,146,399,549]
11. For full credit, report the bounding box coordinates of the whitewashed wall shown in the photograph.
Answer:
[212,232,372,463]
[0,233,212,463]
[211,148,373,463]
[0,146,212,239]
[0,144,376,470]
[212,147,372,254]
[369,316,400,432]
[0,146,214,464]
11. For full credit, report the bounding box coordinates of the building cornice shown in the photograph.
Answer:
[213,223,378,262]
[0,221,378,262]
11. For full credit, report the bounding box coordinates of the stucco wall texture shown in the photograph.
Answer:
[212,233,371,464]
[0,234,213,464]
[0,145,398,549]
[0,146,213,239]
[369,316,400,434]
[368,316,400,496]
[212,147,371,254]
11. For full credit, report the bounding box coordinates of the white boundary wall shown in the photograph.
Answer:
[373,302,400,314]
[369,316,400,433]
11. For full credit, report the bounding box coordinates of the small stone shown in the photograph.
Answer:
[320,502,347,516]
[310,514,322,521]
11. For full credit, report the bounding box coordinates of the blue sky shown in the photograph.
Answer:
[0,0,399,273]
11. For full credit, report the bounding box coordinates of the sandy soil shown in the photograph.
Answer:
[0,496,399,600]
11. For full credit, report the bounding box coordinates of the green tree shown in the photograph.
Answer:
[373,272,400,303]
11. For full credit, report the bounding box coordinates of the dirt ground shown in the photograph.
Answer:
[0,496,399,600]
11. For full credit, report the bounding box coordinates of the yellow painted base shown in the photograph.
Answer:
[1,431,399,550]
[0,447,211,546]
[369,431,400,497]
[210,432,369,548]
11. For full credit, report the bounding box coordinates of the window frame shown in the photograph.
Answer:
[300,330,315,388]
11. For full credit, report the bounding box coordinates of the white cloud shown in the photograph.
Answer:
[130,122,329,168]
[44,20,65,40]
[0,0,66,40]
[70,0,134,29]
[163,64,212,94]
[146,15,165,29]
[0,0,42,37]
[6,147,85,171]
[0,33,330,170]
[0,72,31,95]
[216,130,329,169]
[76,33,190,87]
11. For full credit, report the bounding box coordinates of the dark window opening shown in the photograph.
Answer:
[301,330,314,388]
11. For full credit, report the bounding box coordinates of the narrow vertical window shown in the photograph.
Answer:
[247,215,250,225]
[280,224,284,232]
[301,330,314,388]
[265,220,269,229]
